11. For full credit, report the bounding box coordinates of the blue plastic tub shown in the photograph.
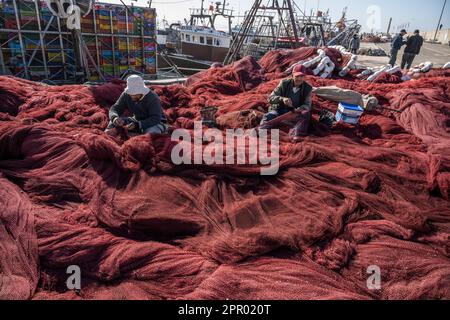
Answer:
[335,103,364,124]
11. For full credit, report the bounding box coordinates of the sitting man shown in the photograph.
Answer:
[260,65,313,141]
[106,75,168,136]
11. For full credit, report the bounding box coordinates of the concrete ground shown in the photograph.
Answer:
[358,41,450,68]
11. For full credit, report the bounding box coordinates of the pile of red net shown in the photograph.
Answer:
[1,47,449,300]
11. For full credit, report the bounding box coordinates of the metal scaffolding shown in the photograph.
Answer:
[0,0,157,84]
[224,0,300,65]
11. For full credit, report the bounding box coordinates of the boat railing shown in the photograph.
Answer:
[180,26,229,37]
[189,8,210,16]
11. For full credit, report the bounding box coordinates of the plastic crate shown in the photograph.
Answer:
[5,20,17,29]
[337,103,364,117]
[2,6,15,14]
[335,103,364,125]
[102,66,114,73]
[97,9,110,16]
[101,50,113,58]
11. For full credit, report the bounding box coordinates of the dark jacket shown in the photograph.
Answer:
[268,78,313,111]
[391,34,405,50]
[109,90,166,132]
[349,37,360,50]
[404,34,423,54]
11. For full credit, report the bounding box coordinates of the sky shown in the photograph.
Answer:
[103,0,450,33]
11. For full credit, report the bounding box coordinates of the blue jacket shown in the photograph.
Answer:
[391,34,405,50]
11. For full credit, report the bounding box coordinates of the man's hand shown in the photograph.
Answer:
[282,97,293,108]
[126,122,137,131]
[113,117,125,126]
[294,106,309,113]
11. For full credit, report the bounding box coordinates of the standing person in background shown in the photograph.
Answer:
[401,30,424,69]
[389,29,407,66]
[349,34,360,54]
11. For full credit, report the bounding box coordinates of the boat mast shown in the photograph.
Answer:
[190,0,214,27]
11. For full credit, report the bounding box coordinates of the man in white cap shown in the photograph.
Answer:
[105,75,167,136]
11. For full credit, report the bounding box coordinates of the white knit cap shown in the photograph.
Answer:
[124,75,150,96]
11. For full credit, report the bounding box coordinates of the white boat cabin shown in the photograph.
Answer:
[179,26,230,48]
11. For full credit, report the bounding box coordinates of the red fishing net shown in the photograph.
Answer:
[0,47,449,300]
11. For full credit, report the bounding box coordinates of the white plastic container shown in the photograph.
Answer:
[335,103,364,124]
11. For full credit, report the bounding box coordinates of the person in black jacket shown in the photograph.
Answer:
[401,30,424,69]
[260,65,313,141]
[389,29,407,66]
[105,75,168,136]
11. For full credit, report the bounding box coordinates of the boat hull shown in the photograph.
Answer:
[157,53,212,75]
[181,42,228,63]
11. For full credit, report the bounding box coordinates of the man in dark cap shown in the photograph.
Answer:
[260,64,313,141]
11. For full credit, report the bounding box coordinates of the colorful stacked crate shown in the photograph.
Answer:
[96,8,111,33]
[115,7,129,34]
[144,8,156,73]
[47,52,62,65]
[63,47,76,78]
[100,53,113,69]
[0,30,8,46]
[18,1,39,31]
[98,35,115,76]
[0,2,3,29]
[81,12,95,33]
[44,35,61,50]
[84,36,97,54]
[107,50,121,62]
[129,37,142,70]
[82,35,96,62]
[0,1,157,81]
[97,5,118,34]
[5,38,22,77]
[89,3,157,77]
[23,33,40,51]
[144,38,156,74]
[28,36,46,78]
[129,37,141,52]
[99,36,112,52]
[99,39,113,71]
[131,7,145,35]
[116,37,127,74]
[110,8,118,33]
[40,2,56,30]
[8,39,21,56]
[44,33,64,72]
[143,8,156,37]
[0,2,30,77]
[117,37,127,51]
[1,1,17,30]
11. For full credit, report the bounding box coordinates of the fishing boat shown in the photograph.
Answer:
[157,0,233,76]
